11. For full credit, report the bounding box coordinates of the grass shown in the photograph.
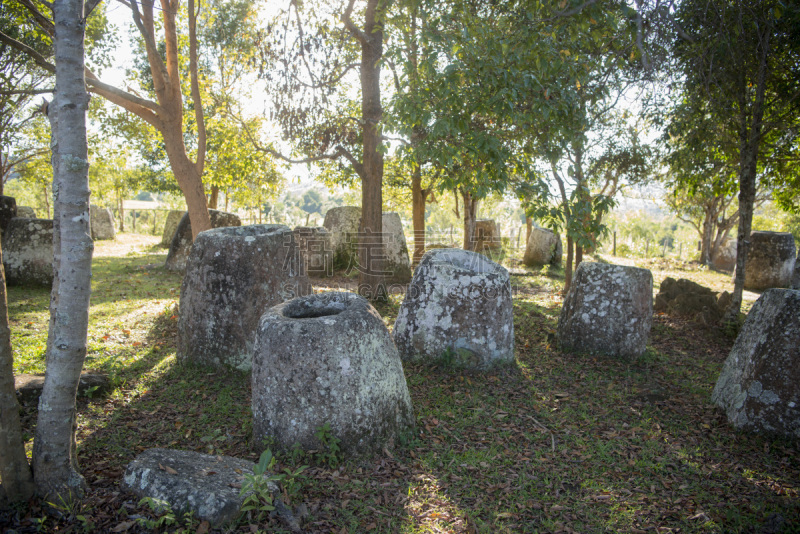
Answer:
[4,234,798,533]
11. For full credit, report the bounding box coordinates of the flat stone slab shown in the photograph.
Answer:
[122,448,272,527]
[15,370,110,406]
[744,231,796,290]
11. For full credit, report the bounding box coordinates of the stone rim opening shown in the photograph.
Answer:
[282,294,354,319]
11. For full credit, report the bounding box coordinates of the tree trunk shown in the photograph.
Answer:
[525,217,532,244]
[575,245,583,270]
[461,190,478,251]
[32,0,94,501]
[117,189,124,232]
[700,211,713,265]
[564,236,574,293]
[208,186,219,210]
[725,23,770,323]
[0,238,35,503]
[162,122,210,240]
[411,165,426,264]
[341,0,386,300]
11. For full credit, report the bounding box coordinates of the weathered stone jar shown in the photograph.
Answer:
[392,248,514,369]
[165,209,241,271]
[90,205,116,240]
[557,262,652,359]
[2,218,54,286]
[252,292,414,455]
[744,231,796,290]
[177,225,310,370]
[523,227,562,267]
[293,226,333,277]
[712,289,800,438]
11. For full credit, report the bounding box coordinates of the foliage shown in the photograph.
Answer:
[313,422,343,469]
[136,497,196,532]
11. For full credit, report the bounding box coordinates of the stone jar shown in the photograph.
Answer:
[523,227,562,267]
[557,262,653,359]
[165,210,241,271]
[252,292,414,455]
[712,289,800,438]
[177,225,311,370]
[161,210,187,246]
[322,206,361,269]
[292,226,333,277]
[2,218,54,286]
[90,205,116,240]
[392,248,514,369]
[382,212,412,283]
[744,231,796,290]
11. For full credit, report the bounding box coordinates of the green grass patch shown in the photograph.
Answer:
[7,238,799,533]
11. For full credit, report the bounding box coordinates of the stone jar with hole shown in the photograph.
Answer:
[392,248,514,369]
[178,225,311,370]
[252,292,414,455]
[557,262,652,359]
[712,289,800,438]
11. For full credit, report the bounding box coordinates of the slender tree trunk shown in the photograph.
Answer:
[118,195,124,232]
[701,211,713,265]
[162,121,210,240]
[411,165,427,264]
[565,236,574,293]
[526,217,532,244]
[461,190,478,251]
[347,0,386,300]
[32,0,94,501]
[208,186,219,210]
[575,246,583,270]
[725,24,770,323]
[0,237,35,503]
[43,183,50,219]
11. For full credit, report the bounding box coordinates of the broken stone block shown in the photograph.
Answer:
[178,225,311,370]
[712,289,800,438]
[557,262,652,359]
[16,206,36,218]
[472,219,501,253]
[2,218,53,286]
[654,277,725,324]
[15,370,110,407]
[252,292,414,455]
[164,210,241,271]
[744,231,796,290]
[393,248,514,369]
[122,448,269,527]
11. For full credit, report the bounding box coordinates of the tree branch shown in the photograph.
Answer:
[0,88,54,95]
[342,0,368,44]
[16,0,55,37]
[84,69,161,113]
[188,0,206,176]
[0,31,55,74]
[84,0,103,17]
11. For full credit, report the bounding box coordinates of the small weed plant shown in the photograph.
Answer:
[314,422,343,468]
[136,497,195,533]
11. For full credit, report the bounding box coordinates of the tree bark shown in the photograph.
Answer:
[525,217,532,244]
[564,236,574,293]
[725,19,770,323]
[32,0,94,502]
[208,185,219,210]
[0,239,35,503]
[461,189,478,251]
[411,164,427,264]
[344,0,386,300]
